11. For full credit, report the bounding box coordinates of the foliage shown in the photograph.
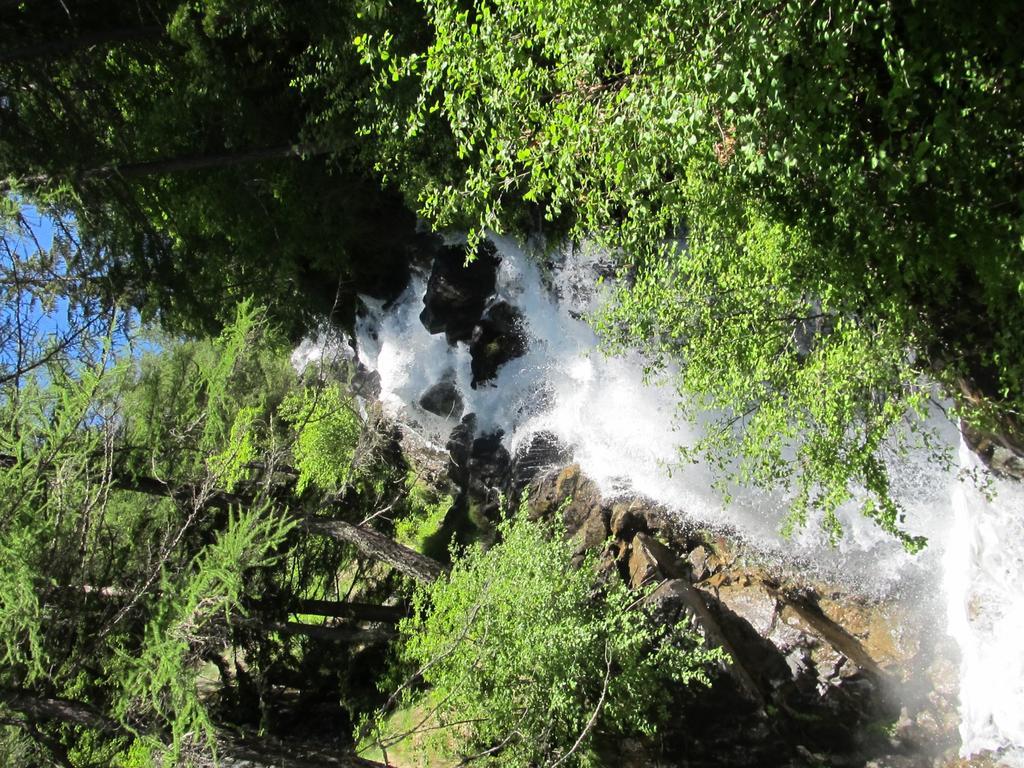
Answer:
[0,297,388,765]
[358,0,1024,548]
[123,298,296,488]
[389,513,723,767]
[395,472,454,556]
[280,382,362,495]
[0,1,424,337]
[598,167,940,549]
[112,505,293,761]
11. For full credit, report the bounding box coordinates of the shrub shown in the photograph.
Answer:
[388,513,724,767]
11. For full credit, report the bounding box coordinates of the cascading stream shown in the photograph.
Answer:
[944,439,1024,764]
[302,234,1024,764]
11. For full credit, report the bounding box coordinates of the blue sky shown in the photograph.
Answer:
[2,202,148,382]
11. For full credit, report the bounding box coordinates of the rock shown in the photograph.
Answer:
[706,535,738,571]
[349,363,381,400]
[592,546,620,586]
[469,301,528,386]
[772,604,826,655]
[701,571,731,590]
[644,579,765,706]
[418,378,463,419]
[444,419,512,536]
[641,506,672,535]
[713,577,780,638]
[553,464,582,499]
[445,413,477,488]
[419,241,499,343]
[396,426,450,490]
[991,445,1024,480]
[467,431,511,501]
[926,656,958,699]
[962,418,1024,481]
[816,596,910,669]
[610,502,646,540]
[525,464,580,521]
[628,532,685,588]
[863,757,929,768]
[510,431,571,494]
[781,593,892,684]
[573,506,610,555]
[533,466,603,536]
[688,545,710,582]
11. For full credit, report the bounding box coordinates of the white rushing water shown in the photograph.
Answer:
[945,440,1024,764]
[339,235,1024,763]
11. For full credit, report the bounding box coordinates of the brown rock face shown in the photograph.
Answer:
[628,532,685,588]
[644,579,766,707]
[573,506,610,555]
[610,501,643,539]
[712,577,780,638]
[687,544,710,581]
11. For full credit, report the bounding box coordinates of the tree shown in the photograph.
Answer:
[0,292,438,766]
[0,1,430,337]
[372,513,724,767]
[357,0,1024,548]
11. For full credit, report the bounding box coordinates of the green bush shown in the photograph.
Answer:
[280,383,362,495]
[387,513,724,767]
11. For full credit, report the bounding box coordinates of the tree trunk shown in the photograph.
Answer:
[217,732,388,768]
[90,144,328,180]
[300,517,446,584]
[288,599,407,624]
[247,620,397,645]
[10,144,329,190]
[0,690,119,733]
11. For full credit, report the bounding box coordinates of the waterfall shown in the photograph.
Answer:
[944,439,1024,764]
[341,234,1024,763]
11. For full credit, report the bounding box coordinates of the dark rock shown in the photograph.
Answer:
[349,364,381,400]
[510,431,571,495]
[641,506,672,535]
[573,506,610,555]
[610,502,646,540]
[419,378,463,419]
[419,241,500,343]
[446,413,477,488]
[469,301,528,387]
[468,431,511,498]
[442,417,512,545]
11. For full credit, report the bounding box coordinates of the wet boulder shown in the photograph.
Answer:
[467,431,511,500]
[446,413,478,488]
[510,431,571,495]
[419,241,500,343]
[419,378,463,419]
[469,301,528,387]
